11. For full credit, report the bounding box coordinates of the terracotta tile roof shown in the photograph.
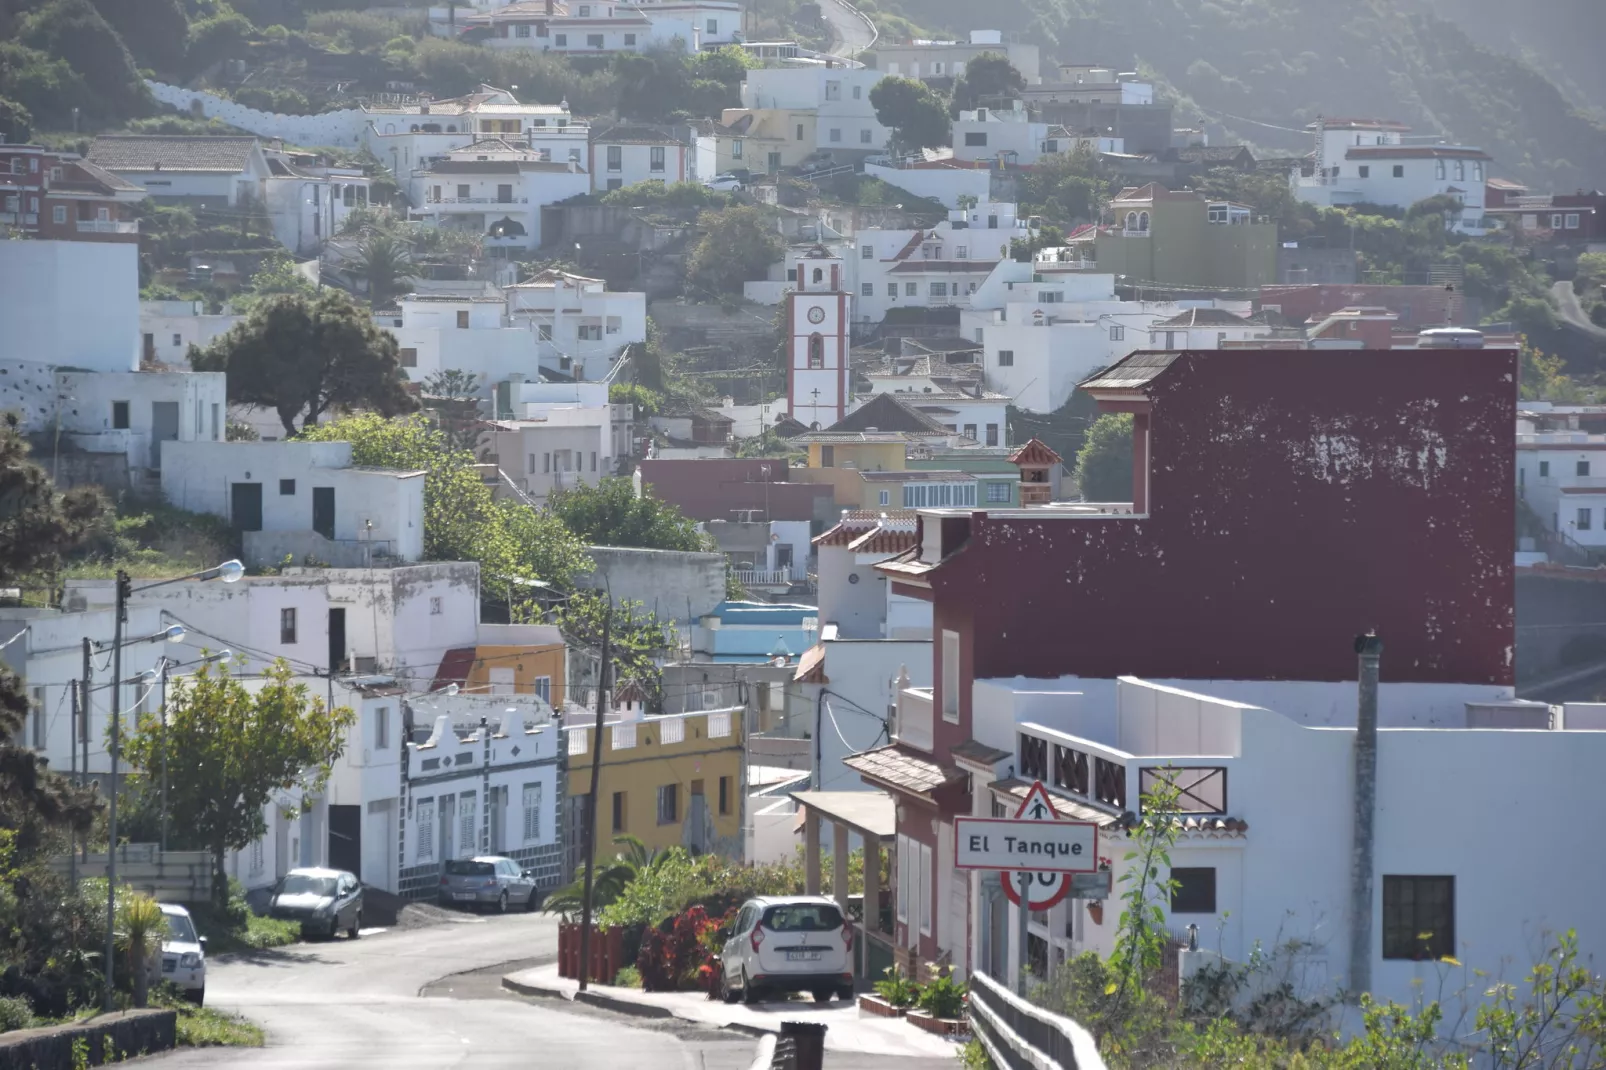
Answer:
[850,525,918,554]
[1008,437,1063,467]
[843,744,962,796]
[950,739,1011,766]
[1150,307,1251,328]
[89,135,260,173]
[831,393,950,435]
[72,159,146,193]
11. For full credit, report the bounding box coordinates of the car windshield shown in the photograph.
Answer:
[280,874,337,897]
[445,860,495,876]
[164,913,197,943]
[762,904,844,932]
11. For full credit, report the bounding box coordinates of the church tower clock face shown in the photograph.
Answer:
[807,305,825,324]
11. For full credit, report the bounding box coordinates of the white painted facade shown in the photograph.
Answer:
[588,131,690,192]
[786,250,850,430]
[160,440,427,566]
[262,153,372,256]
[1,240,140,372]
[798,636,931,792]
[950,104,1117,166]
[407,142,590,251]
[741,69,891,155]
[481,407,616,507]
[1293,121,1490,233]
[848,202,1036,327]
[860,161,993,210]
[505,270,647,380]
[1516,432,1606,548]
[139,301,242,368]
[390,296,539,396]
[871,31,1041,84]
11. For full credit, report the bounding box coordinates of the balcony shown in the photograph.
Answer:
[429,196,530,205]
[895,686,934,751]
[734,568,792,587]
[76,219,138,234]
[1017,721,1236,817]
[0,212,38,226]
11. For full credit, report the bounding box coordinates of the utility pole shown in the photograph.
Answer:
[81,639,91,812]
[103,569,129,1012]
[68,679,79,888]
[1348,632,1382,1002]
[576,610,610,993]
[159,659,171,853]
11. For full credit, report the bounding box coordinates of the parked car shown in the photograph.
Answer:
[268,867,363,939]
[704,172,744,192]
[719,896,854,1004]
[152,903,206,1005]
[439,856,540,913]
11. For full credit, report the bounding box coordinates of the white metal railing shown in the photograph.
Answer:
[659,717,685,744]
[429,196,529,205]
[0,212,38,225]
[566,726,588,755]
[707,711,732,738]
[734,569,791,586]
[895,686,933,751]
[612,722,637,750]
[76,219,138,233]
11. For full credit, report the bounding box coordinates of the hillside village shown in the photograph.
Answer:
[3,0,1606,1066]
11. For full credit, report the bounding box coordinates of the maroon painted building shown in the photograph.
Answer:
[636,458,833,524]
[851,346,1516,962]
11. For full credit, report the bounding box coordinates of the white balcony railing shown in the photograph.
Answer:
[734,569,791,586]
[895,686,934,752]
[659,717,685,744]
[612,722,637,750]
[429,196,530,205]
[76,219,138,233]
[707,711,732,738]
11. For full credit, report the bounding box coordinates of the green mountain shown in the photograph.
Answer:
[1416,0,1606,122]
[881,0,1606,191]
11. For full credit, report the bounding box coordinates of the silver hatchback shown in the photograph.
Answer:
[439,856,540,913]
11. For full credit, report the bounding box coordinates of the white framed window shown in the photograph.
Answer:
[986,481,1010,502]
[657,783,679,824]
[1552,214,1564,229]
[879,490,890,505]
[374,706,390,750]
[731,138,742,158]
[534,676,552,703]
[997,349,1014,366]
[1566,214,1581,229]
[860,129,872,144]
[941,630,961,722]
[824,80,841,101]
[649,146,665,172]
[829,128,842,143]
[861,282,873,296]
[918,841,933,935]
[930,282,948,297]
[861,244,873,259]
[905,282,917,296]
[1110,325,1125,341]
[522,783,543,843]
[516,23,530,36]
[52,205,66,224]
[896,835,910,923]
[415,799,435,862]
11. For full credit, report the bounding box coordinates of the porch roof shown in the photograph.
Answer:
[789,790,896,840]
[843,743,963,796]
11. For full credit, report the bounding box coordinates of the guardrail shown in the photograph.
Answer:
[967,969,1107,1070]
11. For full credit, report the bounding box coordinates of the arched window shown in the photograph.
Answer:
[808,334,824,369]
[1138,211,1150,232]
[447,124,457,132]
[812,267,824,283]
[1125,211,1138,231]
[410,124,420,132]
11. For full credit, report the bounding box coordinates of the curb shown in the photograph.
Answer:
[499,974,778,1038]
[747,1034,777,1070]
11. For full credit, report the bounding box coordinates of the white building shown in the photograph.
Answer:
[850,202,1038,328]
[860,159,994,210]
[785,246,851,429]
[951,103,1120,166]
[362,89,589,179]
[1516,431,1606,548]
[478,380,633,505]
[504,269,647,381]
[408,139,590,252]
[1293,119,1491,234]
[869,30,1041,84]
[1146,307,1270,350]
[587,124,692,192]
[262,148,373,256]
[161,440,427,567]
[5,240,142,372]
[740,68,891,157]
[389,293,539,395]
[961,675,1604,1013]
[139,300,242,368]
[86,135,272,208]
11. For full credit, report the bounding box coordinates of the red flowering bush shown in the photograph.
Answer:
[637,905,736,993]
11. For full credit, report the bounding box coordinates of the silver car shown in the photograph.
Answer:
[268,868,363,939]
[439,856,539,913]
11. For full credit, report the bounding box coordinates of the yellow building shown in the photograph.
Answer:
[565,703,746,860]
[720,108,818,172]
[431,624,567,706]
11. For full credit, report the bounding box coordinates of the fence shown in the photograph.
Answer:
[52,845,212,904]
[967,968,1107,1070]
[557,922,626,985]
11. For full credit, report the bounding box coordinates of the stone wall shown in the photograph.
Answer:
[145,81,369,147]
[0,1009,176,1069]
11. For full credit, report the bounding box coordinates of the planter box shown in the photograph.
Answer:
[907,1009,969,1038]
[858,994,908,1018]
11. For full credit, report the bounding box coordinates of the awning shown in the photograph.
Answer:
[788,790,896,840]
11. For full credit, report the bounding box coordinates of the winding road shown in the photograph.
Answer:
[1551,279,1606,342]
[820,0,877,60]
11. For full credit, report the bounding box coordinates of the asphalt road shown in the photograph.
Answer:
[1551,279,1606,341]
[157,913,756,1070]
[820,0,877,59]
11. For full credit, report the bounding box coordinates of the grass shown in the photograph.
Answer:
[169,1002,264,1048]
[190,906,300,955]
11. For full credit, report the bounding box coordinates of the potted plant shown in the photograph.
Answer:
[907,965,968,1037]
[859,964,919,1017]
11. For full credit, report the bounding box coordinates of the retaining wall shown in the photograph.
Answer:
[0,1009,177,1069]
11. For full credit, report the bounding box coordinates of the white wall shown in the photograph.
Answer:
[57,369,227,470]
[591,141,689,191]
[862,163,992,210]
[140,303,242,366]
[810,638,931,791]
[146,81,369,147]
[0,241,139,373]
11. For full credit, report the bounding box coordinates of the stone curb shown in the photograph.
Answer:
[500,974,773,1038]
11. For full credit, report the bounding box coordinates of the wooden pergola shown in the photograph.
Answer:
[788,790,896,977]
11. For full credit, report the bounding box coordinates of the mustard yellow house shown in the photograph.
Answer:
[565,701,746,861]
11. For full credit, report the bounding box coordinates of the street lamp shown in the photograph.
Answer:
[102,559,243,1011]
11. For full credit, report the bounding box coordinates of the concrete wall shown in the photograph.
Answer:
[811,638,931,791]
[0,241,139,374]
[0,1008,176,1069]
[863,163,993,210]
[1515,566,1606,686]
[575,546,726,625]
[146,81,369,146]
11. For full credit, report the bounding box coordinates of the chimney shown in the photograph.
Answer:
[1348,632,1382,1001]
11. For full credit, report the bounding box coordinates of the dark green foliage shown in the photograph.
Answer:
[1017,146,1105,226]
[191,291,419,437]
[186,11,256,73]
[869,76,950,152]
[1074,413,1133,503]
[0,97,29,142]
[599,181,734,212]
[549,476,710,552]
[89,0,188,74]
[0,42,91,131]
[950,52,1025,116]
[17,0,147,122]
[684,206,785,297]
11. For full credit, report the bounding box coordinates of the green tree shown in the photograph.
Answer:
[192,291,419,437]
[0,96,30,142]
[185,10,254,73]
[89,0,188,74]
[609,382,662,419]
[420,369,482,400]
[549,476,709,551]
[0,42,90,130]
[122,660,355,907]
[346,229,414,310]
[950,52,1025,116]
[1074,412,1133,502]
[552,591,676,709]
[869,76,950,152]
[18,0,147,121]
[684,206,783,297]
[1017,145,1105,225]
[229,249,316,315]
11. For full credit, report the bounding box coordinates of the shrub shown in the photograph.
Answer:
[915,968,966,1020]
[0,995,34,1033]
[873,964,920,1008]
[612,965,642,989]
[635,905,723,993]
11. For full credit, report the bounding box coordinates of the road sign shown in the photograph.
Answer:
[955,781,1099,912]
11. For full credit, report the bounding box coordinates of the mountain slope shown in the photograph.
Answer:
[1416,0,1606,119]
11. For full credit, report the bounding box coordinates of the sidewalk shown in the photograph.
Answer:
[502,964,959,1058]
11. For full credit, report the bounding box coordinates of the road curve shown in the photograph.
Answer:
[1551,279,1606,342]
[820,0,877,59]
[157,915,721,1070]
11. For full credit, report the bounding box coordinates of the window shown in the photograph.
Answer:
[986,481,1010,502]
[1110,325,1125,342]
[429,596,443,616]
[415,800,435,862]
[1473,162,1484,181]
[374,706,390,750]
[706,18,717,33]
[279,479,296,495]
[456,310,470,329]
[808,334,824,369]
[941,630,960,722]
[554,33,566,45]
[457,183,471,200]
[544,453,551,473]
[997,349,1014,367]
[112,401,130,430]
[1579,460,1591,477]
[606,316,621,334]
[718,776,731,815]
[930,282,948,297]
[211,403,220,441]
[963,423,977,439]
[896,835,909,923]
[905,282,917,296]
[522,783,543,842]
[1454,160,1465,181]
[1579,508,1593,532]
[860,128,872,144]
[611,791,626,832]
[538,324,553,342]
[657,783,679,824]
[1137,211,1149,231]
[796,124,804,140]
[1392,165,1405,178]
[607,145,622,171]
[1436,159,1446,180]
[731,138,742,158]
[1540,460,1550,477]
[623,32,635,45]
[1358,165,1370,178]
[918,841,933,935]
[861,283,873,297]
[590,451,597,472]
[1383,875,1455,960]
[1566,213,1581,229]
[52,205,66,224]
[516,22,530,36]
[1552,214,1565,229]
[649,146,665,172]
[825,80,841,101]
[399,347,418,367]
[578,3,589,12]
[458,792,476,857]
[579,324,603,341]
[985,424,999,447]
[1040,291,1063,303]
[888,283,898,298]
[956,246,967,259]
[496,183,513,203]
[280,607,297,644]
[829,128,842,143]
[879,489,890,506]
[533,676,551,703]
[1170,867,1216,913]
[28,687,44,749]
[964,132,988,147]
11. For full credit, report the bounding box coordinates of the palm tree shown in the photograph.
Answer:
[117,894,166,1008]
[543,835,667,918]
[347,230,414,310]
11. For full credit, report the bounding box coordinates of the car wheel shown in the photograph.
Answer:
[812,988,833,1003]
[525,889,539,913]
[721,967,740,1004]
[348,911,361,939]
[187,987,205,1006]
[837,986,854,1002]
[741,970,762,1005]
[330,916,341,940]
[496,891,508,915]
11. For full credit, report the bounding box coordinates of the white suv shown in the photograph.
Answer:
[719,896,854,1004]
[154,903,206,1004]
